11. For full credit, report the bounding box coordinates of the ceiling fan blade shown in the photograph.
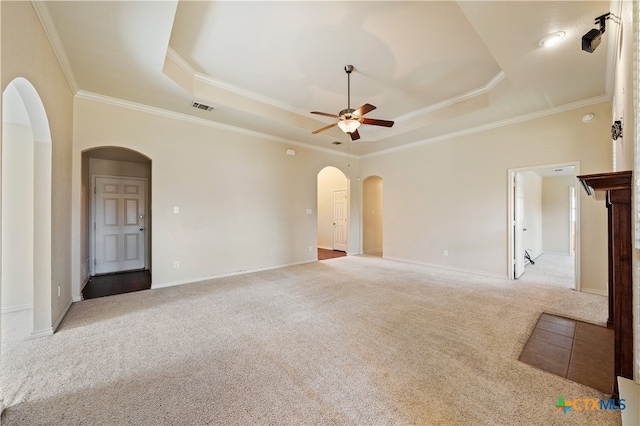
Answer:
[311,111,340,119]
[353,103,376,117]
[362,118,394,128]
[312,122,339,134]
[350,129,361,141]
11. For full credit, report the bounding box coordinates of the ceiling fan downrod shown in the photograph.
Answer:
[345,65,354,114]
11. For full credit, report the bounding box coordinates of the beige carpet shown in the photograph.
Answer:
[518,254,575,289]
[1,256,619,425]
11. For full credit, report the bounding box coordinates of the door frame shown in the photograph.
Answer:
[507,161,581,290]
[90,174,149,276]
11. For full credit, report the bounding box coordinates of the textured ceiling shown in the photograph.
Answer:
[42,1,615,156]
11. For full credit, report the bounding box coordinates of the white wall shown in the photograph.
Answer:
[542,175,574,255]
[1,1,74,332]
[1,122,34,311]
[72,96,360,290]
[521,171,542,259]
[361,101,611,292]
[317,166,348,250]
[363,176,383,254]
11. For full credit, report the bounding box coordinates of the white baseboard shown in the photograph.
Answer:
[317,245,333,250]
[30,327,53,339]
[383,256,507,279]
[364,249,382,255]
[580,288,608,297]
[52,297,73,333]
[1,303,33,314]
[151,259,316,290]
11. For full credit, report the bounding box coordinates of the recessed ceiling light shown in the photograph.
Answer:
[538,31,566,48]
[582,113,596,123]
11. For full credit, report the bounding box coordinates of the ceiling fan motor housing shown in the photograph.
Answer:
[339,108,356,119]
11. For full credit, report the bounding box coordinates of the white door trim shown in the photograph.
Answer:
[90,174,149,276]
[506,162,581,291]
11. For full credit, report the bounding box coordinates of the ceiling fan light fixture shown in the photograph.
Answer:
[338,119,361,134]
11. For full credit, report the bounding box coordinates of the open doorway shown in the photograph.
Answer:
[317,166,348,260]
[508,163,579,289]
[362,176,383,257]
[81,147,152,298]
[2,78,53,338]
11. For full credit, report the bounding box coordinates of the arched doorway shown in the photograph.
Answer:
[317,166,348,260]
[1,78,53,336]
[80,147,152,299]
[362,176,383,256]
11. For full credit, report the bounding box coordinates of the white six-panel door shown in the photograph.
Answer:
[333,190,348,252]
[94,177,146,274]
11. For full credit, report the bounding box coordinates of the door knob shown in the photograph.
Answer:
[139,228,144,231]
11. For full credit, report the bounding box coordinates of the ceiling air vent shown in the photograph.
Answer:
[191,101,215,112]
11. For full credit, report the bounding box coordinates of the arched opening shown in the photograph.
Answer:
[362,176,383,257]
[80,147,152,299]
[317,166,348,260]
[2,78,53,337]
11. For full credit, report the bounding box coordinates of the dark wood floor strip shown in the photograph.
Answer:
[519,313,614,394]
[82,270,151,300]
[318,248,346,260]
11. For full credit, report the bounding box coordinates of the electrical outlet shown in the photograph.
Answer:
[308,246,312,251]
[443,250,449,256]
[173,261,180,269]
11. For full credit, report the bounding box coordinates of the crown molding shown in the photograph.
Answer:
[166,47,311,118]
[395,71,506,122]
[361,94,611,159]
[75,90,355,159]
[31,1,79,94]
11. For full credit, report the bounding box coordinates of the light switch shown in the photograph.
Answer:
[306,209,312,214]
[174,206,179,214]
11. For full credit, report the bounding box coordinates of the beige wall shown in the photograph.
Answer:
[363,176,383,254]
[521,171,542,259]
[542,175,575,255]
[317,166,348,250]
[1,1,74,332]
[361,102,611,292]
[72,96,360,290]
[612,0,635,171]
[1,122,34,311]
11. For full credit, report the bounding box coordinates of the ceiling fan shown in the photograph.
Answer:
[311,65,394,141]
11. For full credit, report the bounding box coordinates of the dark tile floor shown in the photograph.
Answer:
[519,313,614,394]
[82,270,151,300]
